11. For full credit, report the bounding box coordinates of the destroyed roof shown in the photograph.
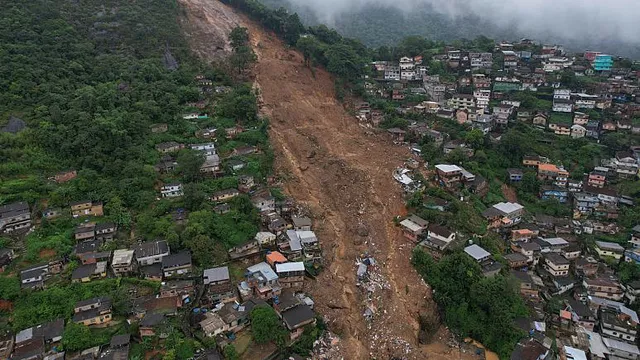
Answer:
[291,216,312,228]
[140,313,165,327]
[510,270,532,283]
[504,253,528,263]
[203,266,230,284]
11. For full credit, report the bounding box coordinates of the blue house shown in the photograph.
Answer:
[593,54,613,71]
[507,168,524,182]
[540,186,569,203]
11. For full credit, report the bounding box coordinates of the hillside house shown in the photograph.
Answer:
[508,168,524,182]
[70,201,103,218]
[155,142,184,153]
[211,188,239,202]
[584,278,623,301]
[0,201,31,235]
[276,262,305,289]
[20,264,49,289]
[399,215,428,242]
[200,154,221,174]
[73,297,112,326]
[464,244,502,277]
[421,224,456,251]
[448,94,475,110]
[71,261,107,283]
[504,253,529,269]
[482,202,525,229]
[540,186,569,203]
[111,249,135,276]
[537,163,569,187]
[245,262,281,300]
[595,241,624,259]
[160,183,183,198]
[543,253,570,277]
[204,266,236,303]
[162,252,192,278]
[571,124,587,138]
[134,240,170,266]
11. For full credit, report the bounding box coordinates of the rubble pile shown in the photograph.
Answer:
[310,329,344,360]
[355,255,390,326]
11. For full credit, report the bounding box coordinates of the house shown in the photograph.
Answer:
[140,263,163,281]
[595,241,624,259]
[280,304,316,341]
[0,248,14,272]
[522,155,549,168]
[511,228,539,242]
[511,270,539,299]
[200,312,227,337]
[20,264,49,289]
[155,141,184,153]
[15,318,64,347]
[482,202,525,229]
[200,154,221,174]
[540,185,569,203]
[41,208,62,220]
[504,253,529,269]
[584,278,624,301]
[210,188,239,202]
[630,225,640,248]
[553,89,573,112]
[71,261,107,283]
[571,124,587,138]
[160,280,195,300]
[73,297,112,326]
[536,237,570,252]
[139,313,167,338]
[155,155,179,174]
[204,266,236,303]
[448,94,475,110]
[399,215,428,242]
[276,262,305,289]
[70,201,103,218]
[95,222,116,241]
[421,224,456,251]
[599,305,637,342]
[537,163,569,187]
[625,281,640,304]
[111,249,135,276]
[507,168,523,182]
[588,168,609,188]
[291,216,312,231]
[160,183,183,198]
[575,256,599,277]
[532,112,548,127]
[238,175,255,193]
[602,337,640,359]
[132,295,181,318]
[134,240,170,266]
[74,223,96,241]
[0,201,32,234]
[543,253,570,277]
[593,54,613,71]
[228,239,260,259]
[190,142,216,155]
[245,262,281,300]
[162,252,192,278]
[464,244,502,277]
[387,128,406,142]
[252,193,275,213]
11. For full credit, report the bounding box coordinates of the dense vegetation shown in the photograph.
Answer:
[412,249,527,358]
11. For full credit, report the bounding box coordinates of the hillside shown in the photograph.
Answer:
[261,0,640,58]
[179,0,478,359]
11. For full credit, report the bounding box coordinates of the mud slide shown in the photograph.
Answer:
[178,1,478,358]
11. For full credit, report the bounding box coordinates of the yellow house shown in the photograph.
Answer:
[71,262,107,283]
[70,201,104,217]
[595,241,624,260]
[73,297,112,326]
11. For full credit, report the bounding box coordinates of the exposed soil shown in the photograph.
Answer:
[502,183,518,203]
[178,1,480,358]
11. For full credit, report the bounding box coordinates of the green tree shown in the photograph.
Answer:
[250,306,287,347]
[229,26,250,49]
[223,345,240,360]
[464,128,485,150]
[177,150,205,183]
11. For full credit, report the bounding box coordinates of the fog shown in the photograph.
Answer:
[284,0,640,46]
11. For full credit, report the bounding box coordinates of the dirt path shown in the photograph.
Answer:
[178,1,478,359]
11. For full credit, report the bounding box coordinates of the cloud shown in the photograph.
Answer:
[283,0,640,45]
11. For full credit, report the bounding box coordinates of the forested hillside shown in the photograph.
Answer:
[261,0,640,58]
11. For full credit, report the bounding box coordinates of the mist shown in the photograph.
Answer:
[283,0,640,47]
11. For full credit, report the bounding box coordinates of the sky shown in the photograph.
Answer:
[283,0,640,46]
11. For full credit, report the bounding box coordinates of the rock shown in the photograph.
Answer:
[306,150,316,159]
[299,163,309,171]
[356,224,369,237]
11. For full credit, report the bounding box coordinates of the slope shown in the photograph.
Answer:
[178,1,477,358]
